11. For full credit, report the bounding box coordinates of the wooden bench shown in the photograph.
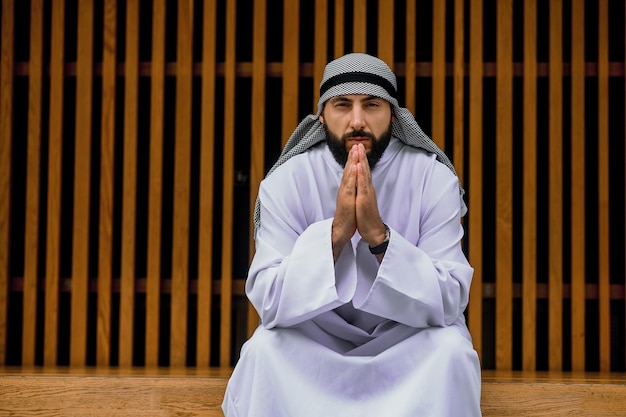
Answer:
[2,367,626,416]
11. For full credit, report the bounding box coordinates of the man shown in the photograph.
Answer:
[223,53,482,416]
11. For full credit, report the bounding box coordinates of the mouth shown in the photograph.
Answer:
[348,136,370,143]
[345,131,374,143]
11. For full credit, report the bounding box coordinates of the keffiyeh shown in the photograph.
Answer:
[254,53,466,231]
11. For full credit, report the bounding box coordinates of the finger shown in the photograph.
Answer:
[357,144,372,180]
[342,145,358,179]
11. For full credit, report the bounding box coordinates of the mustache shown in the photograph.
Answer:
[342,130,377,141]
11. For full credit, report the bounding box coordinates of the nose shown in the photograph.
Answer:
[349,107,365,131]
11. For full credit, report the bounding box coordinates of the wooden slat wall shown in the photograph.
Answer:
[467,0,484,362]
[597,0,611,373]
[118,0,137,368]
[0,0,13,367]
[522,0,537,372]
[0,0,624,373]
[571,0,586,372]
[146,0,165,367]
[22,0,43,367]
[495,0,513,370]
[220,0,236,368]
[431,0,445,150]
[171,0,193,368]
[198,0,217,367]
[248,0,265,338]
[549,0,564,371]
[43,0,65,367]
[98,0,116,367]
[70,0,93,367]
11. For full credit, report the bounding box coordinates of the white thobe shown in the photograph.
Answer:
[223,138,482,417]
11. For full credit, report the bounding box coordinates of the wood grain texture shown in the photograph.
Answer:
[548,0,563,371]
[97,0,117,367]
[197,0,217,367]
[171,0,194,367]
[377,0,393,69]
[467,0,483,361]
[596,0,610,373]
[220,0,237,367]
[0,376,228,416]
[44,0,65,367]
[495,0,513,370]
[22,0,43,366]
[333,0,344,58]
[431,0,446,150]
[0,0,14,367]
[281,0,299,145]
[522,0,537,372]
[248,0,267,338]
[313,0,328,110]
[2,369,626,416]
[70,0,94,367]
[119,0,139,367]
[352,0,366,53]
[570,0,586,372]
[404,0,416,114]
[146,0,166,367]
[452,0,464,181]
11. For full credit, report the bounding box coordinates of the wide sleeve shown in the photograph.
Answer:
[246,186,357,329]
[352,161,474,328]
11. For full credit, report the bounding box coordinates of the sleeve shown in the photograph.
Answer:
[351,161,474,328]
[245,184,357,329]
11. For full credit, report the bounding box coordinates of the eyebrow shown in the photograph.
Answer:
[329,95,381,103]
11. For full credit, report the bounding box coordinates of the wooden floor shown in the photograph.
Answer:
[1,367,626,416]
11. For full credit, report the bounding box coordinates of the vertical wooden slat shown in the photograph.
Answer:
[570,0,586,372]
[405,0,416,114]
[22,0,44,366]
[170,0,193,367]
[71,0,94,366]
[352,0,366,53]
[522,0,537,372]
[377,0,393,69]
[97,0,117,366]
[248,0,266,338]
[146,0,166,367]
[431,0,446,149]
[0,0,14,366]
[313,0,328,110]
[334,0,344,58]
[596,0,610,372]
[548,0,563,371]
[220,0,236,368]
[44,0,65,367]
[495,0,513,370]
[281,0,299,146]
[197,0,217,367]
[452,0,464,181]
[119,0,138,367]
[467,0,483,361]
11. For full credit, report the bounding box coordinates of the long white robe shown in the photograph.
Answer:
[223,138,482,417]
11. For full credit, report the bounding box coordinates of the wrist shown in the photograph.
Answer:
[368,224,390,255]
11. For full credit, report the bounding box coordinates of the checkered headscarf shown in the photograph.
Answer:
[254,53,466,232]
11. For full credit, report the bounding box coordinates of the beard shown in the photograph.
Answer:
[324,124,393,170]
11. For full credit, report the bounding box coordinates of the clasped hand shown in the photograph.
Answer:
[332,143,387,261]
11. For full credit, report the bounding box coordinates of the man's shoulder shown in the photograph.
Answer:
[271,142,329,173]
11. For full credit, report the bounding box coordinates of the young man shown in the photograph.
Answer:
[223,53,482,416]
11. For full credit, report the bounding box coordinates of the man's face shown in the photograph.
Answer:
[320,94,394,169]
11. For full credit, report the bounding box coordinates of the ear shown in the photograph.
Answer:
[319,114,324,124]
